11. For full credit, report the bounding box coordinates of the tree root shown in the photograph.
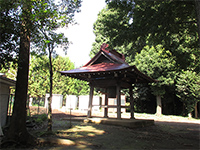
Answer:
[0,133,38,148]
[0,139,20,148]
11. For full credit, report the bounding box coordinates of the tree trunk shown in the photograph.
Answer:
[188,112,192,118]
[195,103,198,119]
[37,96,40,114]
[156,95,162,116]
[195,0,200,47]
[2,0,36,146]
[47,43,53,132]
[0,124,3,136]
[0,100,3,136]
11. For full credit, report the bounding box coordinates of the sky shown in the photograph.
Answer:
[56,0,106,67]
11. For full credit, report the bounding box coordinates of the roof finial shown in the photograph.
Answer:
[100,43,109,51]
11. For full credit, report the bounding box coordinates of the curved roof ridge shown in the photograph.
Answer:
[83,43,128,67]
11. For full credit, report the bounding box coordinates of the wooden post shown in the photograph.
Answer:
[129,86,135,119]
[87,85,94,118]
[116,83,121,119]
[104,89,108,118]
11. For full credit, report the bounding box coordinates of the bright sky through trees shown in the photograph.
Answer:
[57,0,106,67]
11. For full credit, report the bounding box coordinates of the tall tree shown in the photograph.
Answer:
[99,1,199,71]
[133,45,176,115]
[3,0,36,145]
[176,70,200,117]
[0,0,19,69]
[53,56,76,96]
[1,0,81,146]
[29,55,77,98]
[195,0,200,46]
[34,31,69,131]
[92,0,199,116]
[91,4,134,62]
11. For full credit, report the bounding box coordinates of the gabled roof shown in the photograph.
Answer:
[61,43,130,75]
[83,43,128,67]
[60,43,157,88]
[0,75,16,87]
[63,62,129,73]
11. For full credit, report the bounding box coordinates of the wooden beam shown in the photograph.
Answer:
[90,79,117,88]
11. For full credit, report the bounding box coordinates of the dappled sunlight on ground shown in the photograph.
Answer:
[55,123,105,140]
[67,124,105,135]
[28,106,200,149]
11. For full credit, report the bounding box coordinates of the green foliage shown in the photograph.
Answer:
[176,70,200,113]
[92,0,199,115]
[30,0,81,56]
[0,54,89,97]
[29,55,49,97]
[52,56,74,95]
[52,55,89,97]
[32,113,47,125]
[98,1,199,71]
[1,0,81,68]
[0,62,17,80]
[0,0,20,69]
[134,45,176,96]
[28,55,89,97]
[91,5,134,63]
[72,79,89,96]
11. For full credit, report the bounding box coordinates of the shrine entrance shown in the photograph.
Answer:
[60,43,156,119]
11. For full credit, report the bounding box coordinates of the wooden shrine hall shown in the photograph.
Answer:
[60,43,156,119]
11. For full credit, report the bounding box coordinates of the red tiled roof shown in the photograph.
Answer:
[61,62,129,74]
[83,44,127,67]
[60,43,157,85]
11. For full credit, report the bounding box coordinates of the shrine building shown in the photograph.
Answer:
[60,43,156,119]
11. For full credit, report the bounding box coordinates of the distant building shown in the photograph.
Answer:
[0,74,15,136]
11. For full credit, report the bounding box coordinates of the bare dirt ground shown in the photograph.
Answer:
[41,121,199,150]
[28,106,200,149]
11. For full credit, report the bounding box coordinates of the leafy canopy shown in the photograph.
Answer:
[28,55,89,98]
[100,0,199,71]
[133,45,176,96]
[176,70,200,113]
[0,0,82,68]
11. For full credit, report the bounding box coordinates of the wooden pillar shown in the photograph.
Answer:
[87,85,94,118]
[116,83,121,119]
[104,89,108,118]
[129,86,135,119]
